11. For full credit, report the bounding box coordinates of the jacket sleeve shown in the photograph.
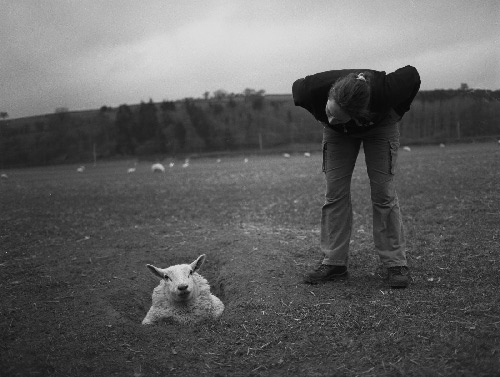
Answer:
[384,66,421,116]
[292,78,309,108]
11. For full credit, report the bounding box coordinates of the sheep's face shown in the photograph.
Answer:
[162,264,198,302]
[147,254,206,302]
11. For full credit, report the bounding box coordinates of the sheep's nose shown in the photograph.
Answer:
[178,284,188,291]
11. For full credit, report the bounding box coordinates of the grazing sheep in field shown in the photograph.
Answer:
[403,146,411,152]
[128,162,137,173]
[76,166,85,173]
[142,254,224,325]
[151,163,165,173]
[1,173,8,179]
[283,153,291,158]
[304,152,311,157]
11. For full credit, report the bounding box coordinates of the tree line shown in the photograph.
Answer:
[1,88,499,168]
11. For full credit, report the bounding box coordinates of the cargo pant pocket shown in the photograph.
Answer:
[389,141,400,175]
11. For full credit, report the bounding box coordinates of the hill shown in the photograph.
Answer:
[0,89,499,168]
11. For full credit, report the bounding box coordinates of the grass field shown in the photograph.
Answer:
[1,142,499,377]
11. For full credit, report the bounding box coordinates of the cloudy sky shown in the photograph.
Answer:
[2,0,499,119]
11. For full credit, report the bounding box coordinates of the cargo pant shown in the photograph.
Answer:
[320,109,407,268]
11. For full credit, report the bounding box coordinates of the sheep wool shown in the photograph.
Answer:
[142,254,224,325]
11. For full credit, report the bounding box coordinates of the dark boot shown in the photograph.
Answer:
[304,264,348,284]
[387,266,410,288]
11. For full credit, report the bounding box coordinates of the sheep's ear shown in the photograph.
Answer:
[146,264,165,279]
[190,254,206,273]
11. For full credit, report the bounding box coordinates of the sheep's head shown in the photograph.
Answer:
[146,254,206,302]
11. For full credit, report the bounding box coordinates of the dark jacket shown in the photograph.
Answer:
[292,65,421,134]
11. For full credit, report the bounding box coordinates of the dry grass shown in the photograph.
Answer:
[1,143,499,376]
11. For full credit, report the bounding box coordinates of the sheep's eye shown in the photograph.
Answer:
[189,270,193,275]
[163,275,170,280]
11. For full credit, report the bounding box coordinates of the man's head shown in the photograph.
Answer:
[326,72,371,125]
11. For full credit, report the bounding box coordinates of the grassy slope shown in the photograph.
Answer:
[1,143,499,376]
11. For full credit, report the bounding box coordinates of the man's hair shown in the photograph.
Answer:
[328,72,372,120]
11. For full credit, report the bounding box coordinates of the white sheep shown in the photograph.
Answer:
[142,254,224,325]
[76,166,85,173]
[128,162,137,173]
[151,163,165,173]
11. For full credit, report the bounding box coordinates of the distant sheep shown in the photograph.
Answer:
[76,166,85,173]
[1,173,8,179]
[151,163,165,173]
[142,254,224,325]
[128,162,137,173]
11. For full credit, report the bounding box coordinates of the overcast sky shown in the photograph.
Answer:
[2,0,499,119]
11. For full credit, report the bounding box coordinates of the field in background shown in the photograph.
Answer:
[1,142,499,376]
[2,89,499,169]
